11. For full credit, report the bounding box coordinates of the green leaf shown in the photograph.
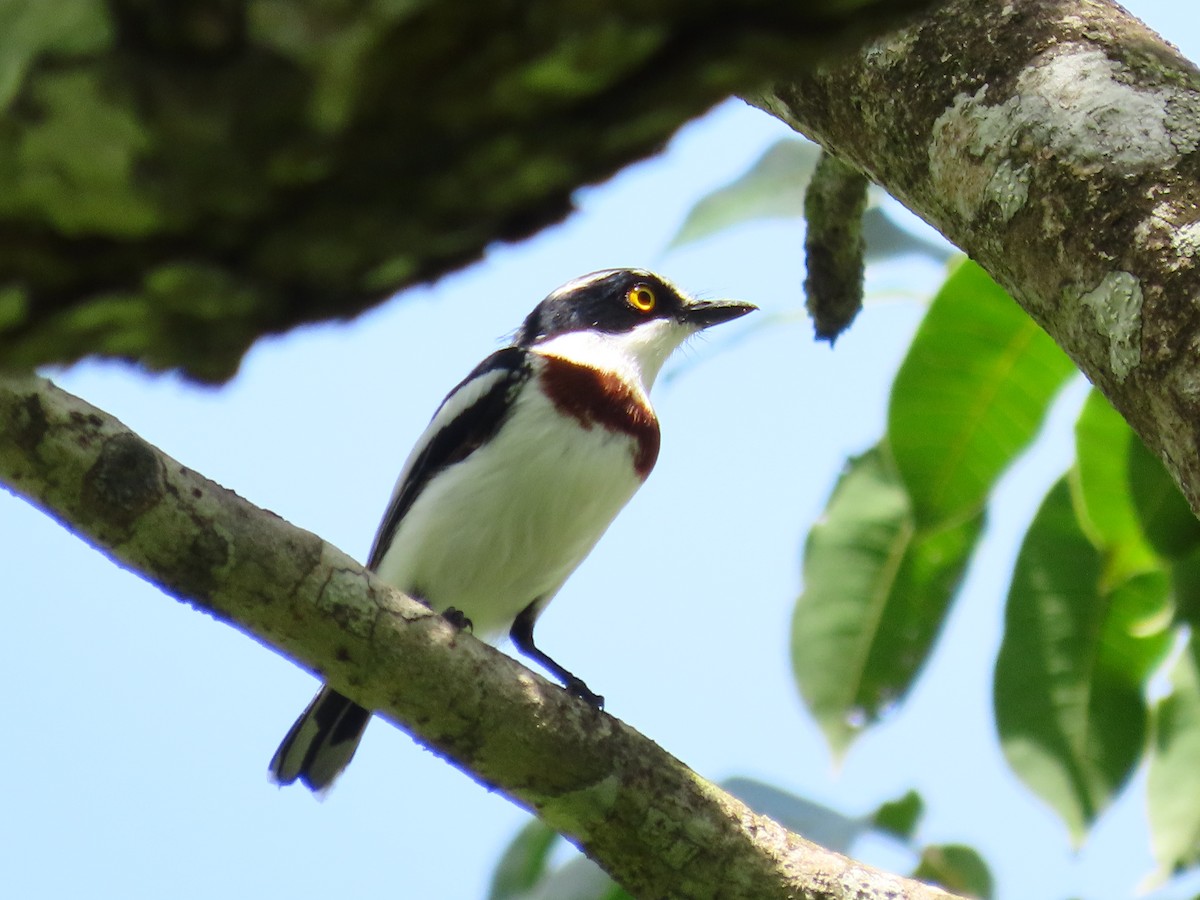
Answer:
[722,780,929,856]
[794,445,980,754]
[0,0,111,110]
[888,260,1075,526]
[667,136,952,265]
[489,820,632,900]
[520,859,630,900]
[1148,634,1200,876]
[912,844,994,900]
[488,819,560,900]
[995,478,1171,841]
[1071,389,1155,580]
[1172,549,1200,632]
[861,207,954,264]
[1129,433,1200,560]
[667,139,820,248]
[723,777,869,853]
[871,789,924,842]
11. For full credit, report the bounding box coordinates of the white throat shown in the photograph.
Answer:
[532,319,690,392]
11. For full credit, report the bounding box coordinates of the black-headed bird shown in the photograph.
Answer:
[269,268,755,791]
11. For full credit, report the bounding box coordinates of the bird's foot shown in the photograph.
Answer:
[442,607,473,632]
[565,677,604,710]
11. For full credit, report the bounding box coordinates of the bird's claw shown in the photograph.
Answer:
[565,677,604,710]
[442,607,473,632]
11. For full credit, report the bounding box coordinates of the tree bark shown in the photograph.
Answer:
[0,0,931,381]
[750,0,1200,514]
[0,373,959,900]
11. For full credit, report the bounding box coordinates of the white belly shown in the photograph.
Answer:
[373,385,646,637]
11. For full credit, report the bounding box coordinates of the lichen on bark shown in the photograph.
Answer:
[751,0,1200,514]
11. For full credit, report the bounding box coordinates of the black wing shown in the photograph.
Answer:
[366,346,530,570]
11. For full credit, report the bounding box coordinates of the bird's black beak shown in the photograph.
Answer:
[682,298,758,329]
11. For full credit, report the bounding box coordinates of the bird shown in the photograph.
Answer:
[269,268,756,792]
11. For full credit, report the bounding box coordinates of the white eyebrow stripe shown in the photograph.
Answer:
[544,271,613,300]
[543,268,659,302]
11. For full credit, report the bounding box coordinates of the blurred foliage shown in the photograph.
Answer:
[913,845,994,900]
[872,789,924,842]
[788,256,1200,886]
[488,782,990,900]
[995,479,1170,840]
[793,261,1074,754]
[669,136,953,342]
[669,137,952,263]
[792,442,984,754]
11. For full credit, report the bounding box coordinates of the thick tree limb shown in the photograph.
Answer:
[0,0,932,381]
[750,0,1200,514]
[0,372,960,900]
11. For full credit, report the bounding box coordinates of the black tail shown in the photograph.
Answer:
[269,686,372,792]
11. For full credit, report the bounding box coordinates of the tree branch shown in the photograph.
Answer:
[750,0,1200,514]
[0,0,934,381]
[0,372,960,900]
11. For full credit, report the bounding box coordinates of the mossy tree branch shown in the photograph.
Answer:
[0,372,960,900]
[0,0,932,381]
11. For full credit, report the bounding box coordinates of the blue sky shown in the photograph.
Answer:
[3,4,1195,897]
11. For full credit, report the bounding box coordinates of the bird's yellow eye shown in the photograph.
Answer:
[627,284,656,312]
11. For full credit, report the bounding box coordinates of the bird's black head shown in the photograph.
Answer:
[515,269,754,347]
